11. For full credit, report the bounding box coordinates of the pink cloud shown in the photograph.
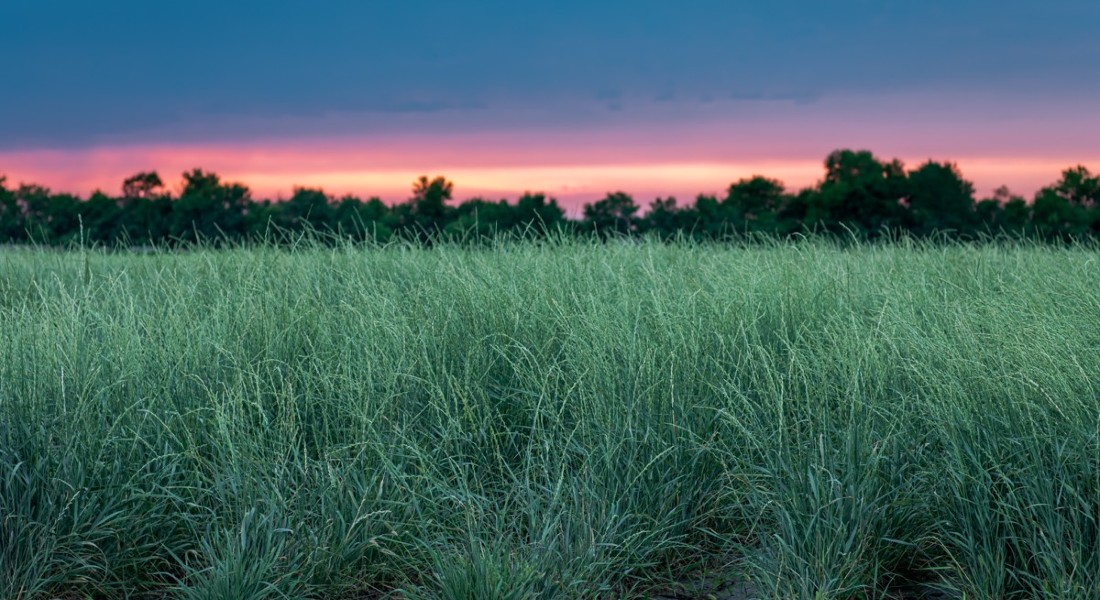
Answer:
[2,92,1097,213]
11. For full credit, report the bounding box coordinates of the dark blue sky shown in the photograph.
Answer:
[3,0,1099,148]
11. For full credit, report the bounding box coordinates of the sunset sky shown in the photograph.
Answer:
[3,0,1099,211]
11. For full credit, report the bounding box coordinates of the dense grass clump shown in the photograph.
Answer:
[1,238,1099,599]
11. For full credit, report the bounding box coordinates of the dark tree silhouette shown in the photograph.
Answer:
[514,192,566,233]
[0,176,26,242]
[724,176,790,235]
[905,161,977,237]
[1031,166,1100,239]
[811,149,909,237]
[691,193,730,239]
[583,191,639,237]
[281,187,335,232]
[1051,166,1100,208]
[115,171,173,244]
[122,171,165,199]
[16,184,81,243]
[333,195,393,241]
[409,176,453,226]
[1,152,1098,246]
[79,190,123,244]
[989,186,1031,235]
[172,169,250,242]
[639,197,684,239]
[443,191,566,239]
[447,197,514,238]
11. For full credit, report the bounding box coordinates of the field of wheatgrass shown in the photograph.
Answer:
[2,238,1099,599]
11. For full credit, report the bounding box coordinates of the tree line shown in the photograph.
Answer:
[2,149,1098,246]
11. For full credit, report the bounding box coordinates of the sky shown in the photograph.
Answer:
[2,0,1099,210]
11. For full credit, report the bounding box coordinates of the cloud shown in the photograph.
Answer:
[1,1,1098,149]
[728,91,823,105]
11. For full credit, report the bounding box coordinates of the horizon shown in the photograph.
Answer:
[3,138,1095,213]
[2,145,1093,212]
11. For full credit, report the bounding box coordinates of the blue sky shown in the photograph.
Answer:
[2,1,1098,204]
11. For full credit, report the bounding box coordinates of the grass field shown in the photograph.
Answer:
[2,238,1099,599]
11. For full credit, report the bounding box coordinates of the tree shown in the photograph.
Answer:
[172,169,250,242]
[408,175,454,232]
[121,171,165,199]
[280,187,335,232]
[811,149,909,237]
[583,191,639,237]
[639,197,684,239]
[4,151,1100,247]
[975,186,1029,236]
[17,184,80,244]
[1032,191,1089,240]
[691,193,731,239]
[1030,167,1100,240]
[905,161,977,237]
[779,189,815,235]
[80,190,123,244]
[447,198,509,238]
[119,194,173,245]
[0,176,24,243]
[514,192,566,235]
[1048,166,1100,208]
[1034,166,1095,238]
[334,196,393,241]
[724,176,789,235]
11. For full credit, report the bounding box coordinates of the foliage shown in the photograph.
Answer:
[2,150,1100,246]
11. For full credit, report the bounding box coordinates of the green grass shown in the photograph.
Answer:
[1,238,1099,599]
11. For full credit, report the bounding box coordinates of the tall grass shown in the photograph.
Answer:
[1,238,1098,599]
